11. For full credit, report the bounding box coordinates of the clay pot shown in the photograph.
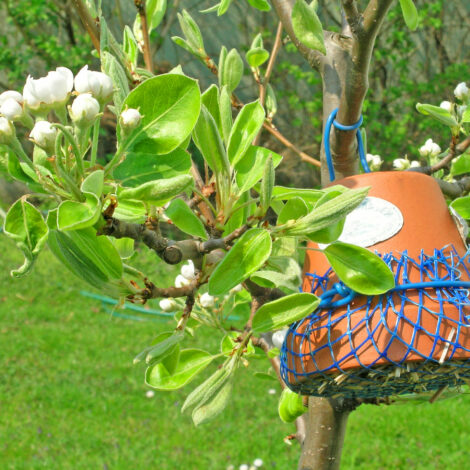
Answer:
[283,171,470,387]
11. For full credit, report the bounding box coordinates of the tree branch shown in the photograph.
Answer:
[341,0,363,36]
[134,0,154,73]
[70,0,100,52]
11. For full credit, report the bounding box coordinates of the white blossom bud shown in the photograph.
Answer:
[145,390,155,398]
[0,90,23,106]
[393,158,410,171]
[410,160,420,168]
[454,82,470,101]
[0,116,15,144]
[253,459,263,468]
[120,108,142,130]
[419,138,441,158]
[0,98,23,121]
[272,328,288,349]
[69,93,100,126]
[29,121,57,151]
[159,298,178,312]
[23,67,73,109]
[366,153,383,171]
[239,465,249,470]
[230,284,243,294]
[175,274,191,288]
[200,292,215,308]
[181,260,196,280]
[268,388,276,395]
[457,105,467,120]
[74,65,114,101]
[440,101,453,113]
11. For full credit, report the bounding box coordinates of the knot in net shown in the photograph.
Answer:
[280,246,470,399]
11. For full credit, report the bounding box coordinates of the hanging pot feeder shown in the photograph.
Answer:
[280,110,470,399]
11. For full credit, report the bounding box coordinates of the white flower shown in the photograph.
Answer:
[181,260,196,280]
[74,65,114,101]
[175,274,191,288]
[272,329,288,349]
[159,298,177,312]
[145,390,155,398]
[23,67,73,109]
[418,138,441,158]
[0,117,15,144]
[253,459,263,468]
[239,465,249,470]
[120,108,142,129]
[0,98,23,121]
[393,158,410,171]
[410,160,420,168]
[366,153,382,171]
[200,292,215,308]
[454,82,470,101]
[230,284,243,294]
[268,388,276,395]
[0,90,23,106]
[440,101,453,113]
[30,121,57,150]
[70,93,100,126]
[457,105,467,119]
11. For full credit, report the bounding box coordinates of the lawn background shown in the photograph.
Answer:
[1,235,470,469]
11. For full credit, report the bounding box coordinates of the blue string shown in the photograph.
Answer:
[323,108,370,182]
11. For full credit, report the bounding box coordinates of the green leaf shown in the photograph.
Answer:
[251,270,299,292]
[146,0,167,31]
[227,101,265,165]
[279,187,368,237]
[265,84,277,118]
[277,197,309,225]
[209,228,272,295]
[399,0,419,30]
[110,237,135,259]
[450,196,470,219]
[57,193,100,231]
[192,379,233,426]
[246,47,270,68]
[246,0,271,11]
[254,372,277,381]
[292,0,326,54]
[145,349,214,390]
[114,148,191,187]
[271,186,323,204]
[101,51,129,113]
[278,388,305,423]
[201,84,223,136]
[235,146,282,194]
[165,198,208,239]
[252,293,319,333]
[220,48,244,93]
[260,156,274,213]
[219,86,233,144]
[119,74,201,157]
[462,107,470,124]
[3,198,49,277]
[220,332,255,356]
[176,10,205,53]
[323,241,395,295]
[123,26,138,66]
[217,0,233,15]
[119,174,193,205]
[133,331,183,364]
[81,170,104,197]
[416,103,458,128]
[193,105,230,178]
[451,153,470,176]
[113,199,147,224]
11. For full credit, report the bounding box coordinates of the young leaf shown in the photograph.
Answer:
[235,146,283,194]
[220,48,244,93]
[218,0,233,15]
[101,51,129,113]
[260,156,274,213]
[227,101,265,165]
[119,74,201,157]
[399,0,419,31]
[246,48,270,68]
[81,170,104,197]
[57,193,100,231]
[416,103,458,128]
[450,154,470,177]
[250,270,299,292]
[201,84,223,136]
[209,228,272,295]
[176,10,205,54]
[119,174,193,205]
[252,293,319,333]
[113,148,191,187]
[110,237,135,259]
[192,379,233,426]
[165,198,208,239]
[123,26,138,66]
[134,331,183,364]
[145,349,214,390]
[219,86,233,144]
[292,0,326,54]
[246,0,271,11]
[277,197,309,225]
[323,241,395,295]
[3,198,49,277]
[278,389,305,423]
[450,196,470,219]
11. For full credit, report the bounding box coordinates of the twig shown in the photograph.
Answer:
[341,0,363,36]
[70,0,100,52]
[260,22,283,109]
[134,0,154,73]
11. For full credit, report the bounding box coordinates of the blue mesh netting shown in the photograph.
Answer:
[280,246,470,399]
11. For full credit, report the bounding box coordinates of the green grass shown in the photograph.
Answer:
[2,234,470,469]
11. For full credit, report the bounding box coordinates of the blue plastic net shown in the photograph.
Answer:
[280,246,470,399]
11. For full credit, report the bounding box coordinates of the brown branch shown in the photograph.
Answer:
[341,0,363,36]
[70,0,100,52]
[134,0,154,73]
[191,160,216,227]
[260,22,283,109]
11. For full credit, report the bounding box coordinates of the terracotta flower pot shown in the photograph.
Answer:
[282,171,470,396]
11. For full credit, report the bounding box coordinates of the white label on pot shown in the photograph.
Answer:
[320,196,404,249]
